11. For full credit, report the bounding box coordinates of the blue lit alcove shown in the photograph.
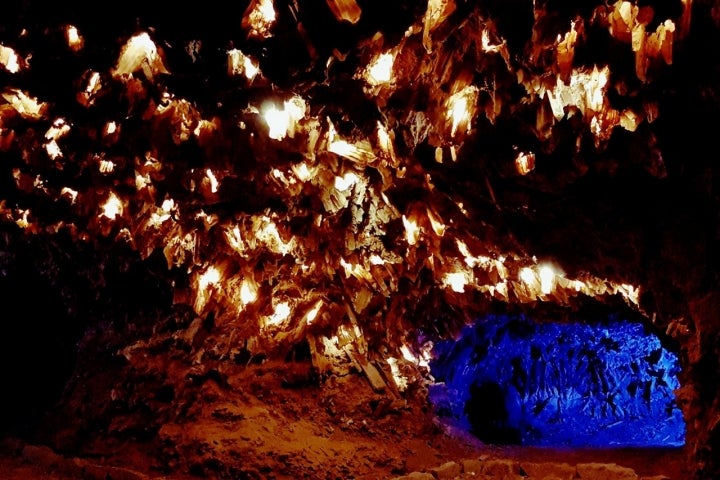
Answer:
[428,314,686,447]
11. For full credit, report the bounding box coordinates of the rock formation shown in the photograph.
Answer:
[0,0,718,478]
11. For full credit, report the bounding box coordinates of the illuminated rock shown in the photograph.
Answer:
[0,0,718,478]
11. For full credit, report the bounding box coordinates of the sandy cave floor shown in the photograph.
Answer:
[0,359,692,479]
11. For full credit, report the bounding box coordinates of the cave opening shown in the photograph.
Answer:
[428,313,686,448]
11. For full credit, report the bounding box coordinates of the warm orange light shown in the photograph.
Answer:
[263,97,306,140]
[443,271,468,293]
[135,173,151,191]
[104,121,117,136]
[618,283,640,305]
[515,151,535,175]
[400,345,416,363]
[325,121,376,163]
[292,162,314,182]
[65,25,84,52]
[87,72,101,92]
[304,300,323,324]
[519,266,536,285]
[481,28,503,53]
[426,208,445,236]
[402,215,420,246]
[538,264,556,294]
[2,89,46,119]
[255,216,294,255]
[264,106,288,140]
[206,169,219,193]
[321,335,345,358]
[326,0,362,24]
[244,0,276,39]
[45,141,62,160]
[369,254,385,265]
[101,192,123,219]
[149,199,174,227]
[61,187,78,204]
[422,0,456,52]
[456,239,493,268]
[77,71,102,107]
[113,32,168,80]
[267,301,291,326]
[447,85,479,138]
[227,49,260,80]
[240,277,258,305]
[376,122,396,163]
[199,266,221,291]
[334,172,358,192]
[45,118,71,157]
[15,209,30,229]
[546,65,611,139]
[339,258,373,282]
[366,52,394,85]
[386,357,408,391]
[0,45,21,73]
[225,225,244,254]
[584,66,609,112]
[99,159,115,174]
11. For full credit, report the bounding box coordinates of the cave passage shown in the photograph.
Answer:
[428,314,686,447]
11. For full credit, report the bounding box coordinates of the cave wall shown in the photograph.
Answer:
[0,0,719,478]
[429,313,686,447]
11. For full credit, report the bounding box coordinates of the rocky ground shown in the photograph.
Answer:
[0,357,691,480]
[0,437,690,480]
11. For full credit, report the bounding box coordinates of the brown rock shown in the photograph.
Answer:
[392,473,437,480]
[576,463,638,480]
[520,461,576,480]
[462,458,483,474]
[406,472,437,480]
[431,461,462,479]
[481,458,524,478]
[21,445,63,468]
[77,462,150,480]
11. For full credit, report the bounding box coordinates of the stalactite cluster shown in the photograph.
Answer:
[0,1,719,478]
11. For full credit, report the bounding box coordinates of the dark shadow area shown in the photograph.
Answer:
[429,314,686,447]
[465,380,522,445]
[0,254,79,437]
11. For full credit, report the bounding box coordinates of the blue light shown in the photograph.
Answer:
[428,315,686,447]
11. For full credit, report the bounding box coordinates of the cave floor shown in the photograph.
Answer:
[0,438,689,479]
[0,359,691,479]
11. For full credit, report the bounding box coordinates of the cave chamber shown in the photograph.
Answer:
[0,0,719,479]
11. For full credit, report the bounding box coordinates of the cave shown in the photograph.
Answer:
[428,312,686,447]
[0,0,718,479]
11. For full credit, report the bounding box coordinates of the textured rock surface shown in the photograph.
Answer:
[431,461,463,478]
[520,461,576,480]
[1,434,690,479]
[0,0,718,479]
[576,462,639,480]
[395,457,646,479]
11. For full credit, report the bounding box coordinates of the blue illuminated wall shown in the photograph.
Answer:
[428,315,686,447]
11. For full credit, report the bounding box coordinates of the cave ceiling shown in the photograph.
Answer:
[3,0,714,347]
